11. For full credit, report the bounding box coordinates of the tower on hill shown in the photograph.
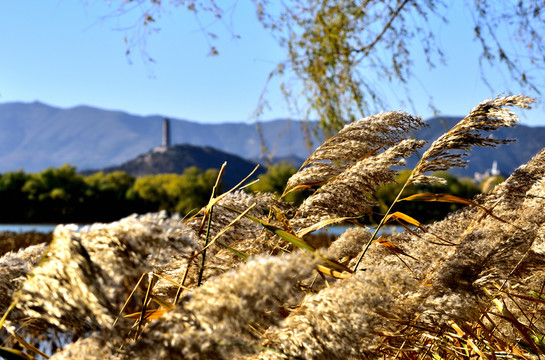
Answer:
[162,118,171,148]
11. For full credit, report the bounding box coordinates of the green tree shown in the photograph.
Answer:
[84,171,140,221]
[21,164,88,221]
[174,167,219,216]
[0,170,31,221]
[132,173,184,212]
[131,167,220,217]
[99,1,545,136]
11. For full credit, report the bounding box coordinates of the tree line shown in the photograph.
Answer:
[0,164,219,223]
[0,163,494,224]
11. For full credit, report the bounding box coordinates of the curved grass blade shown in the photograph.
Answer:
[376,238,417,261]
[216,240,249,261]
[386,211,455,246]
[0,302,16,333]
[282,181,325,196]
[10,333,49,359]
[296,216,359,238]
[221,205,353,274]
[531,291,545,303]
[0,347,34,360]
[400,193,509,224]
[501,291,545,305]
[491,298,544,355]
[384,211,421,227]
[221,205,315,252]
[124,309,169,321]
[316,264,351,279]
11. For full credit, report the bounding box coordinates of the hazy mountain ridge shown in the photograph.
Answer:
[0,101,543,178]
[0,101,317,173]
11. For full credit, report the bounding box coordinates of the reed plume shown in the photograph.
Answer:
[47,331,119,360]
[409,94,534,185]
[286,111,425,192]
[77,212,198,302]
[15,226,115,333]
[353,95,534,270]
[256,266,417,360]
[0,243,46,314]
[249,147,545,359]
[293,139,425,227]
[326,227,372,262]
[3,212,197,348]
[124,251,319,360]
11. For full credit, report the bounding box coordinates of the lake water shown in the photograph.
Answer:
[0,224,61,233]
[320,225,406,236]
[0,224,407,235]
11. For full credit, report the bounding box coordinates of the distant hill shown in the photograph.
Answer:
[89,144,265,188]
[0,101,544,179]
[0,101,318,173]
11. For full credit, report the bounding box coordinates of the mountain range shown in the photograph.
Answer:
[1,101,544,179]
[0,101,314,173]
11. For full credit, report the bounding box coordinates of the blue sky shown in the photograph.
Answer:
[1,1,544,125]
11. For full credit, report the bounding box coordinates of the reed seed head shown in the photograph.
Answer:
[410,94,534,184]
[286,111,425,191]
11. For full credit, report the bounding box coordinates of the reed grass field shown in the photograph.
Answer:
[2,95,545,359]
